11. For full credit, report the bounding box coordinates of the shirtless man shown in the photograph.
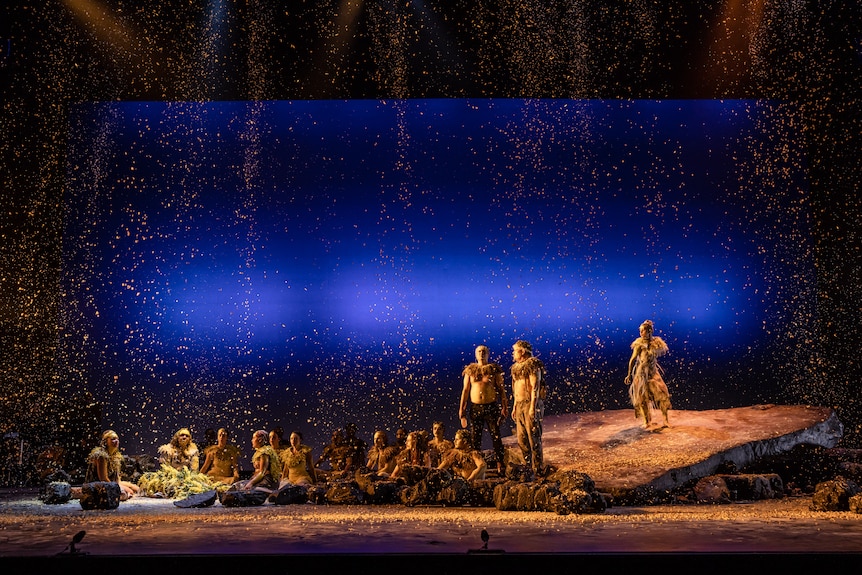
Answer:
[365,430,399,476]
[427,421,454,468]
[511,340,546,476]
[459,345,509,474]
[437,429,487,482]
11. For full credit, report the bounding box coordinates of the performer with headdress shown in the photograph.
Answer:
[158,428,200,472]
[86,430,140,499]
[624,319,671,430]
[511,340,547,476]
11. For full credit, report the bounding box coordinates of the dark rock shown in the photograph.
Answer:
[505,464,536,483]
[436,477,470,506]
[43,470,71,485]
[79,481,121,510]
[325,480,365,505]
[363,480,401,504]
[714,460,738,474]
[272,483,308,505]
[40,481,72,504]
[468,479,504,507]
[826,448,862,464]
[693,476,731,504]
[397,464,430,486]
[493,479,599,514]
[305,484,328,505]
[811,477,861,511]
[838,462,862,483]
[718,473,784,500]
[220,488,269,507]
[400,479,433,506]
[742,445,841,493]
[174,490,218,508]
[551,469,595,493]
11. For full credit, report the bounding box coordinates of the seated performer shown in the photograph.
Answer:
[236,430,281,491]
[199,428,242,484]
[85,430,139,499]
[427,421,454,468]
[315,428,349,478]
[437,429,487,482]
[624,319,671,430]
[158,428,200,472]
[342,422,368,474]
[269,427,289,462]
[364,430,400,476]
[279,431,316,487]
[391,431,430,479]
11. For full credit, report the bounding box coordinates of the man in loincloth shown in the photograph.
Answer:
[511,340,547,476]
[459,345,509,475]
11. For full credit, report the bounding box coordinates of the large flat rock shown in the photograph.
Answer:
[507,404,843,501]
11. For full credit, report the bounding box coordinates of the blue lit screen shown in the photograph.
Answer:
[62,99,813,453]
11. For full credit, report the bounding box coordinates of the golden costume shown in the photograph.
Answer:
[158,442,200,472]
[85,446,123,484]
[252,444,281,488]
[202,443,241,483]
[627,334,671,421]
[280,444,314,485]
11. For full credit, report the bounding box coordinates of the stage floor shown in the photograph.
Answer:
[2,405,859,568]
[2,488,862,558]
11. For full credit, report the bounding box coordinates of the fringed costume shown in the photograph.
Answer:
[85,446,123,484]
[158,442,200,472]
[462,361,506,468]
[279,444,314,486]
[511,355,546,473]
[627,335,671,425]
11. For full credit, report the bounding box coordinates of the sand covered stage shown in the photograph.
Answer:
[1,404,861,566]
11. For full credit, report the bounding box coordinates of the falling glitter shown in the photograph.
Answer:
[1,1,860,482]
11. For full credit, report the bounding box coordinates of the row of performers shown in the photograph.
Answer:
[87,421,495,500]
[87,330,671,499]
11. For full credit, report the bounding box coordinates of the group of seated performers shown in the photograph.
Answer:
[86,418,498,499]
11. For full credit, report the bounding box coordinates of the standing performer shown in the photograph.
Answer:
[624,319,671,430]
[510,340,546,476]
[459,345,509,475]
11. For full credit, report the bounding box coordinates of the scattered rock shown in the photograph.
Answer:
[811,477,861,511]
[220,488,269,507]
[174,490,218,508]
[79,481,121,510]
[40,481,72,504]
[324,480,365,505]
[837,462,862,483]
[271,483,308,505]
[436,476,469,506]
[363,480,401,504]
[693,476,731,504]
[718,473,784,500]
[493,477,602,515]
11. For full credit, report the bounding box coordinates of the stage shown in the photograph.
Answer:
[2,405,860,567]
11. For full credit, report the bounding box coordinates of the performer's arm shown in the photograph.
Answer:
[528,371,540,420]
[459,373,471,428]
[495,371,509,419]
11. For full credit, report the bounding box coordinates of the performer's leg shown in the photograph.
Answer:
[468,403,483,451]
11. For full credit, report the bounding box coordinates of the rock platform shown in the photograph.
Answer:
[506,404,843,502]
